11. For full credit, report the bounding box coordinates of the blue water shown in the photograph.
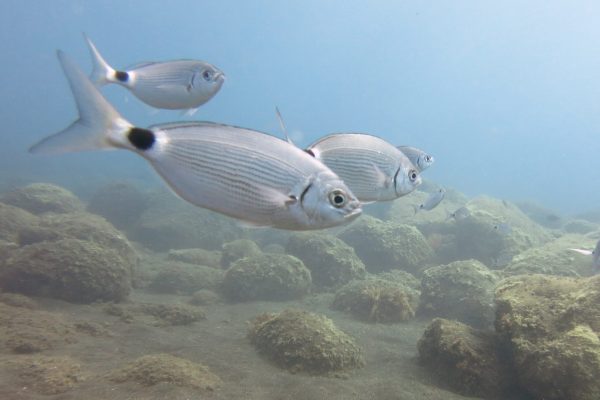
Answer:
[2,0,600,213]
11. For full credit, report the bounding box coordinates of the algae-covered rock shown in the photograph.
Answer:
[248,309,364,375]
[417,318,518,398]
[504,234,596,277]
[130,191,242,251]
[86,182,148,230]
[373,269,421,290]
[220,239,262,268]
[0,238,132,303]
[286,233,366,288]
[515,200,564,229]
[419,259,498,328]
[109,353,220,390]
[149,262,224,294]
[454,196,552,267]
[189,289,220,306]
[331,278,418,323]
[104,302,206,326]
[0,292,37,309]
[0,303,76,353]
[0,202,39,243]
[563,219,599,234]
[338,215,433,273]
[8,355,84,395]
[222,253,311,301]
[167,248,222,268]
[0,240,18,264]
[1,183,84,214]
[495,274,600,400]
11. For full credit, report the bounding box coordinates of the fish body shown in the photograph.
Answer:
[85,35,224,113]
[306,133,421,202]
[397,146,434,172]
[493,223,512,235]
[30,51,361,230]
[448,206,471,221]
[415,188,445,213]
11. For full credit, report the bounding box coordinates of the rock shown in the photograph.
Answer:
[149,262,224,294]
[454,196,552,268]
[286,233,366,288]
[1,183,84,214]
[86,182,148,230]
[0,292,37,309]
[109,354,220,390]
[130,191,242,251]
[417,318,518,398]
[248,309,364,375]
[220,239,262,268]
[0,202,39,243]
[419,259,498,328]
[562,219,599,235]
[0,238,132,303]
[167,248,222,268]
[495,274,600,400]
[373,269,421,291]
[331,278,419,323]
[8,355,84,395]
[515,200,564,229]
[104,302,206,326]
[0,303,76,353]
[222,253,311,302]
[0,240,18,264]
[338,215,433,274]
[504,234,596,277]
[189,289,220,306]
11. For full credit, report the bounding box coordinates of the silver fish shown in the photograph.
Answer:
[30,51,362,231]
[415,188,445,213]
[84,35,224,115]
[447,206,471,221]
[569,240,600,274]
[305,133,421,202]
[397,146,434,172]
[493,223,512,235]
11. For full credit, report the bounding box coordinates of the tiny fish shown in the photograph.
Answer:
[447,206,471,221]
[397,146,434,172]
[569,240,600,274]
[30,51,362,231]
[415,188,445,214]
[493,223,512,235]
[84,34,224,115]
[306,133,421,202]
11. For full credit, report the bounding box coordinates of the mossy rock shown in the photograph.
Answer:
[515,200,564,229]
[338,215,433,273]
[8,355,84,395]
[331,278,418,323]
[248,309,364,375]
[109,353,220,390]
[419,259,498,328]
[417,318,518,398]
[149,262,224,294]
[167,248,222,268]
[563,219,599,234]
[0,202,40,244]
[220,239,262,267]
[495,274,600,400]
[0,238,132,303]
[104,302,206,326]
[189,289,220,306]
[222,253,311,301]
[286,233,366,288]
[86,181,148,230]
[504,234,596,277]
[1,183,84,214]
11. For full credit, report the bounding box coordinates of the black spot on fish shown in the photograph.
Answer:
[115,70,129,82]
[128,127,155,151]
[305,149,315,157]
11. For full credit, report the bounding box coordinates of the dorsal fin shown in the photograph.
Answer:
[275,107,295,146]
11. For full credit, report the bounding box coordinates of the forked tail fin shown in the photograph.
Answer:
[83,33,115,86]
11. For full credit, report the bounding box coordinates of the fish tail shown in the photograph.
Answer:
[29,50,133,155]
[83,33,116,86]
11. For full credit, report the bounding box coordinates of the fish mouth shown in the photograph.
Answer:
[344,206,363,221]
[215,71,226,81]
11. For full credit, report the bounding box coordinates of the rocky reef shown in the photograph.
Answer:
[0,183,84,215]
[248,309,364,375]
[86,181,148,230]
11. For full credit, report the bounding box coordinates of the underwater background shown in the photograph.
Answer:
[2,1,600,400]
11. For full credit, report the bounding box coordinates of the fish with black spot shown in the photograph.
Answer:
[30,51,362,231]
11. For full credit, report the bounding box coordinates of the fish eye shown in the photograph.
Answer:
[329,189,347,208]
[409,169,419,182]
[202,70,213,81]
[425,155,432,162]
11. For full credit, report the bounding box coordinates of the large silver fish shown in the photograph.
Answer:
[30,51,362,230]
[84,35,224,115]
[397,146,434,172]
[305,133,421,202]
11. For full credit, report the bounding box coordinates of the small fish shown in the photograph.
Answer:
[493,223,512,235]
[447,206,471,221]
[306,134,421,202]
[569,240,600,274]
[414,188,445,214]
[397,146,434,172]
[84,34,224,114]
[29,51,362,231]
